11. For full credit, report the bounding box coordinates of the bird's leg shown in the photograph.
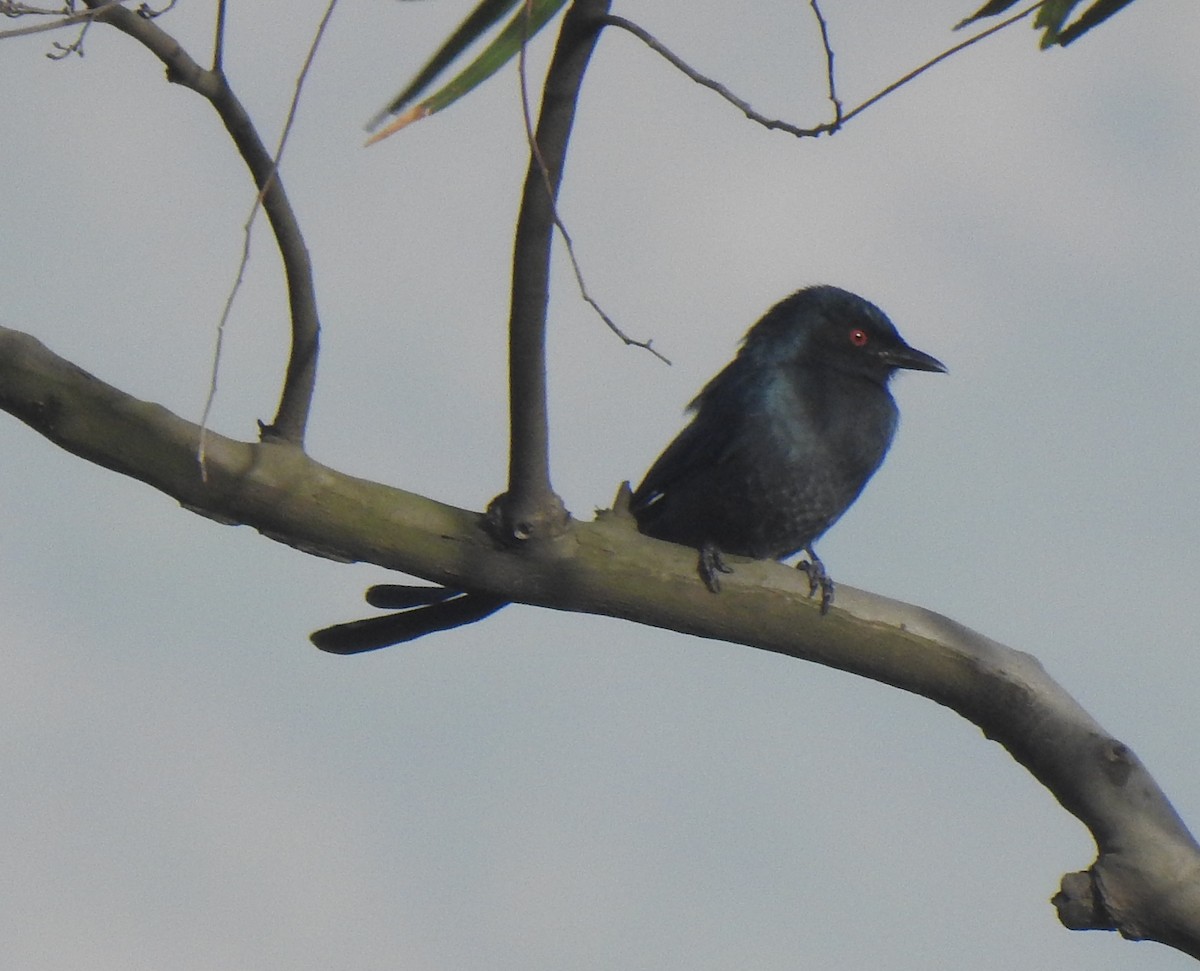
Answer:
[698,541,733,593]
[797,546,834,614]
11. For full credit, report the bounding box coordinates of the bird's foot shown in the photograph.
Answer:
[698,542,733,593]
[797,550,834,614]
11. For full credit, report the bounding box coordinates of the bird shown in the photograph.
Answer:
[310,285,945,654]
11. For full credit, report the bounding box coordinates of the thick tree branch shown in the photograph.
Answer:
[494,0,611,545]
[86,0,320,446]
[2,321,1198,957]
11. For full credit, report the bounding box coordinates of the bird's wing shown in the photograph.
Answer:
[630,380,751,513]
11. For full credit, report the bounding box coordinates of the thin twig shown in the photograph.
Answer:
[840,1,1046,124]
[0,2,67,12]
[809,0,842,129]
[46,21,88,57]
[136,0,177,17]
[0,0,122,41]
[517,5,668,363]
[603,2,1048,137]
[555,215,670,364]
[601,13,837,138]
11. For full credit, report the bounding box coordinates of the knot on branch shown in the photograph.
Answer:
[486,490,569,546]
[1099,738,1136,786]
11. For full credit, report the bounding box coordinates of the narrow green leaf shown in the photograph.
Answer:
[368,0,570,142]
[368,0,522,131]
[423,0,569,113]
[1057,0,1138,45]
[954,0,1023,30]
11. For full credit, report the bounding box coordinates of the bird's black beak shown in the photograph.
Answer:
[881,343,947,374]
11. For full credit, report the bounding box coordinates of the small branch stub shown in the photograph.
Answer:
[486,489,569,545]
[1053,870,1112,931]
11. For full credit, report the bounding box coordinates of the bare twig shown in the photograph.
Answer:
[136,0,176,17]
[0,2,69,13]
[516,5,668,363]
[0,0,122,43]
[840,1,1046,125]
[603,2,1048,137]
[554,215,670,364]
[46,24,88,57]
[601,13,838,138]
[809,0,843,128]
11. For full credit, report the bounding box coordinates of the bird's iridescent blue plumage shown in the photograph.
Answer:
[631,285,944,568]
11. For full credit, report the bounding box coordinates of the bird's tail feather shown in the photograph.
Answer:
[310,586,508,654]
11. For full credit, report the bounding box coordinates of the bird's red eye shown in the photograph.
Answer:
[849,328,868,347]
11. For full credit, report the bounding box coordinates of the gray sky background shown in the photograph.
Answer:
[2,1,1198,968]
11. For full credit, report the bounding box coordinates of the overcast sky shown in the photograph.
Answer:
[2,1,1198,968]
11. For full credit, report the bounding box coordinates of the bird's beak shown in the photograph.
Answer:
[881,343,947,374]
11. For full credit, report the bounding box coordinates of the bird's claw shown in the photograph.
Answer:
[797,551,834,614]
[699,543,734,593]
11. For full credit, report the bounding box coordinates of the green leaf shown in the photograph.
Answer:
[955,0,1023,30]
[367,0,570,141]
[368,0,523,130]
[957,0,1140,46]
[1056,0,1138,45]
[1033,0,1077,47]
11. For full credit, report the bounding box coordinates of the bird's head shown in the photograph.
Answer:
[745,285,946,384]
